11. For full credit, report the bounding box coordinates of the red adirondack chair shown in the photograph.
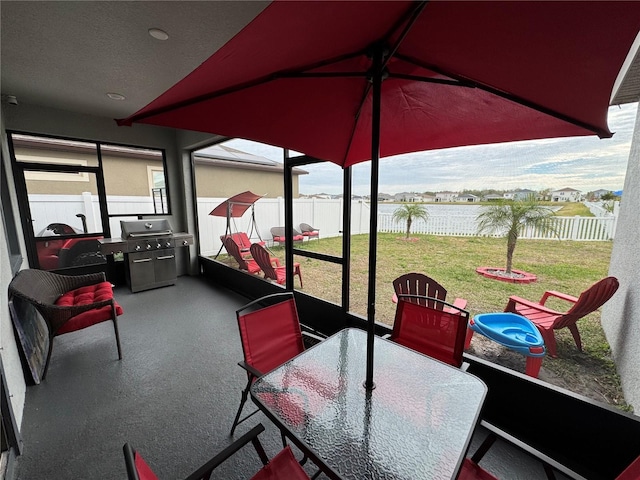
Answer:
[223,236,262,274]
[392,272,467,313]
[250,243,303,288]
[504,276,619,357]
[220,232,264,257]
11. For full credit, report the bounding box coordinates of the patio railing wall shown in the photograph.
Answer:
[27,194,616,258]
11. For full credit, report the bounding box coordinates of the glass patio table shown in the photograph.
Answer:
[250,327,487,480]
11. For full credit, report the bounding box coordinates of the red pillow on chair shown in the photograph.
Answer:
[55,282,123,334]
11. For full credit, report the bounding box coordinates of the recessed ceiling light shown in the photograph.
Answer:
[106,92,126,101]
[148,28,169,41]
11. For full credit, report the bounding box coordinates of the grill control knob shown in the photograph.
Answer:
[183,240,189,246]
[165,241,171,248]
[157,243,162,249]
[135,245,141,251]
[146,243,152,250]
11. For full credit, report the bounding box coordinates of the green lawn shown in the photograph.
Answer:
[293,234,610,325]
[218,233,629,410]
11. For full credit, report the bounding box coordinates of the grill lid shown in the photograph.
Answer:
[120,219,173,239]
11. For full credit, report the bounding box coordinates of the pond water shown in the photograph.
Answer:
[378,203,484,216]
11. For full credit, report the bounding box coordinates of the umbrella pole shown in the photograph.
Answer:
[365,47,383,391]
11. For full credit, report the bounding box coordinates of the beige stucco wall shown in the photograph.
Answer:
[194,162,299,198]
[15,142,299,199]
[102,154,164,196]
[602,101,640,414]
[16,145,99,195]
[15,145,164,196]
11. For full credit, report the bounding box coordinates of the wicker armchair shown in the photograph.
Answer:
[8,269,123,379]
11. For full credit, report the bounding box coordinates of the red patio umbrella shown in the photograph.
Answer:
[118,1,640,389]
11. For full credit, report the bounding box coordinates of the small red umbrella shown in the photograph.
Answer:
[209,191,263,218]
[210,191,265,258]
[119,1,640,389]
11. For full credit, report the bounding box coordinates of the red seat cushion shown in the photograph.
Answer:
[458,459,498,480]
[249,446,310,480]
[134,452,159,480]
[55,282,123,334]
[273,235,304,242]
[617,455,640,480]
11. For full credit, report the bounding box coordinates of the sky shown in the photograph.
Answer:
[223,102,638,196]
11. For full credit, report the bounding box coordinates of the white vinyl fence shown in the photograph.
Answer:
[378,213,617,241]
[28,193,160,238]
[27,194,617,255]
[196,197,371,256]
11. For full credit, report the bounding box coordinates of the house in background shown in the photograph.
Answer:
[194,144,306,199]
[394,192,423,202]
[551,187,582,202]
[435,191,457,202]
[483,194,504,201]
[504,189,536,200]
[456,193,479,202]
[590,189,613,200]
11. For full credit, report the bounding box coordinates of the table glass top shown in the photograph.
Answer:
[251,328,487,480]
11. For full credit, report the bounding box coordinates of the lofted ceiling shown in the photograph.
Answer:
[0,1,269,119]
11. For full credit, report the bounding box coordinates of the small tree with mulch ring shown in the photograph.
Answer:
[476,198,558,274]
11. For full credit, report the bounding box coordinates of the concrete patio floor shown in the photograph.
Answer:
[13,275,567,479]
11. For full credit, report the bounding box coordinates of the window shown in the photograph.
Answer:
[9,132,170,269]
[102,144,169,216]
[10,133,170,219]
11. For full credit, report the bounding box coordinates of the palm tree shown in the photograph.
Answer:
[392,203,429,239]
[476,199,558,274]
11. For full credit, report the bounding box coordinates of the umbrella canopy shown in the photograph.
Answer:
[210,191,265,259]
[119,1,640,167]
[209,191,263,218]
[118,1,640,389]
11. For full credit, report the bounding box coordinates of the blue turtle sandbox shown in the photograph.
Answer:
[470,312,545,357]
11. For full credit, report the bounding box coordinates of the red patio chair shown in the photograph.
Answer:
[220,232,265,257]
[504,276,619,357]
[123,423,310,480]
[8,269,123,380]
[230,292,306,436]
[392,272,467,313]
[616,455,640,480]
[223,236,262,274]
[250,243,303,288]
[391,294,470,368]
[468,422,639,480]
[458,458,498,480]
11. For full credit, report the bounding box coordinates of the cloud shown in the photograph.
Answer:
[222,103,638,195]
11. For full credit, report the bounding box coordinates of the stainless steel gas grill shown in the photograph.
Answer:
[99,219,193,293]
